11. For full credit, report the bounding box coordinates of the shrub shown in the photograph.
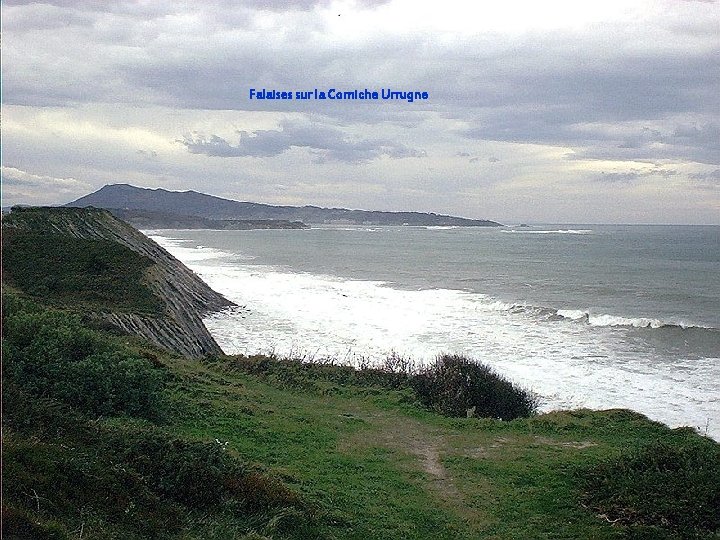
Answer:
[101,425,305,513]
[1,383,89,441]
[1,506,69,540]
[410,354,538,420]
[3,300,167,419]
[227,354,413,393]
[579,439,720,538]
[227,472,303,514]
[1,433,183,538]
[1,296,317,538]
[104,428,243,508]
[228,353,537,420]
[2,387,310,538]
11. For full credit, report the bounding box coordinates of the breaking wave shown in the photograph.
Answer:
[487,302,714,330]
[502,229,593,234]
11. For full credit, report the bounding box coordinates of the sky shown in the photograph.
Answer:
[2,0,719,224]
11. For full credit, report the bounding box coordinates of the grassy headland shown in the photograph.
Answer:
[2,207,718,539]
[2,210,162,314]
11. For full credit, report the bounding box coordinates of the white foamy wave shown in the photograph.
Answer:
[555,309,710,330]
[502,229,593,234]
[556,309,588,321]
[589,314,667,328]
[485,300,516,311]
[425,226,460,230]
[147,233,254,263]
[309,226,382,232]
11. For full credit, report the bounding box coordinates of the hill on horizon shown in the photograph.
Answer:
[66,184,502,227]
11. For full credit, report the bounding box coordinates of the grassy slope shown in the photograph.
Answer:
[162,351,709,540]
[2,228,163,314]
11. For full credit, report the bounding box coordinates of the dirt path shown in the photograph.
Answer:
[338,411,490,528]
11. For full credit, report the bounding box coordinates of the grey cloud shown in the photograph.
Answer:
[5,1,717,136]
[567,122,720,165]
[244,0,391,10]
[689,169,720,181]
[688,169,720,190]
[0,166,91,197]
[1,4,95,30]
[181,120,425,163]
[1,168,91,206]
[2,0,118,7]
[1,0,182,21]
[464,114,720,165]
[596,172,643,184]
[595,167,678,184]
[3,1,720,222]
[673,123,720,149]
[451,42,720,164]
[1,0,300,13]
[198,0,392,12]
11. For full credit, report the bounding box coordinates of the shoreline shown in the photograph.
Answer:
[147,229,720,441]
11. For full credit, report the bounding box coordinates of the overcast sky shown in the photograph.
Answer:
[2,0,719,224]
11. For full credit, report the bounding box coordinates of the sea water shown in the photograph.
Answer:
[147,224,720,438]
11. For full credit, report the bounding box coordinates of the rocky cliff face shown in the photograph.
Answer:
[4,207,234,357]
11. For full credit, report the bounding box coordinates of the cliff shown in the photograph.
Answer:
[2,206,233,357]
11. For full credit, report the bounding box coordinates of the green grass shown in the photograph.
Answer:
[161,355,719,539]
[2,229,163,314]
[578,436,720,538]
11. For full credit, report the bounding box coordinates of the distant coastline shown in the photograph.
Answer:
[108,207,308,230]
[66,183,503,227]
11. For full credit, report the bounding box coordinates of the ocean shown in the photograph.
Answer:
[147,224,720,438]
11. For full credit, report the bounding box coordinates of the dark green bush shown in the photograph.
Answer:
[1,383,89,441]
[227,354,413,393]
[2,386,310,538]
[410,354,538,420]
[104,427,244,508]
[1,506,69,540]
[2,433,182,539]
[579,439,720,538]
[226,471,303,514]
[3,300,167,419]
[228,353,537,420]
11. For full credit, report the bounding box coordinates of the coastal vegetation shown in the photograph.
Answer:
[2,291,317,539]
[2,206,232,357]
[3,228,163,314]
[225,352,538,421]
[2,207,718,539]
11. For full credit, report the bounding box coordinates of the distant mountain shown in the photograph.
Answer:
[67,184,502,227]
